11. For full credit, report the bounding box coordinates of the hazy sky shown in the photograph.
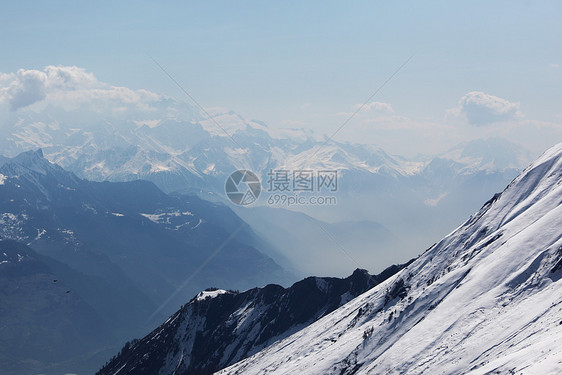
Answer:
[1,1,561,156]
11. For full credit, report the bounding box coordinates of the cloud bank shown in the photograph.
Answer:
[0,65,170,116]
[457,91,520,126]
[353,101,394,113]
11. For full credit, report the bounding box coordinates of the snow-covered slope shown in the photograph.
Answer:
[216,143,562,375]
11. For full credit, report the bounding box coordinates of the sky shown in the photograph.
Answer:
[1,0,561,157]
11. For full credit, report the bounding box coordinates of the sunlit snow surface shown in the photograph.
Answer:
[195,289,230,301]
[216,144,562,374]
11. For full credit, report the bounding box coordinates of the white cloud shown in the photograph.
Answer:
[336,101,394,118]
[455,91,521,126]
[353,101,394,113]
[0,65,166,114]
[0,72,14,81]
[549,63,561,69]
[1,69,47,110]
[44,65,97,89]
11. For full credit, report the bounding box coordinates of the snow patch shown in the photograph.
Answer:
[196,289,229,301]
[35,229,46,240]
[140,210,194,225]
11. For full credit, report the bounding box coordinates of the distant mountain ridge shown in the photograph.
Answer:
[0,111,533,196]
[0,108,537,270]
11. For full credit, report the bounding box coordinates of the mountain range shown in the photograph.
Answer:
[95,142,562,374]
[0,107,537,273]
[0,149,291,374]
[0,104,554,375]
[0,149,291,306]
